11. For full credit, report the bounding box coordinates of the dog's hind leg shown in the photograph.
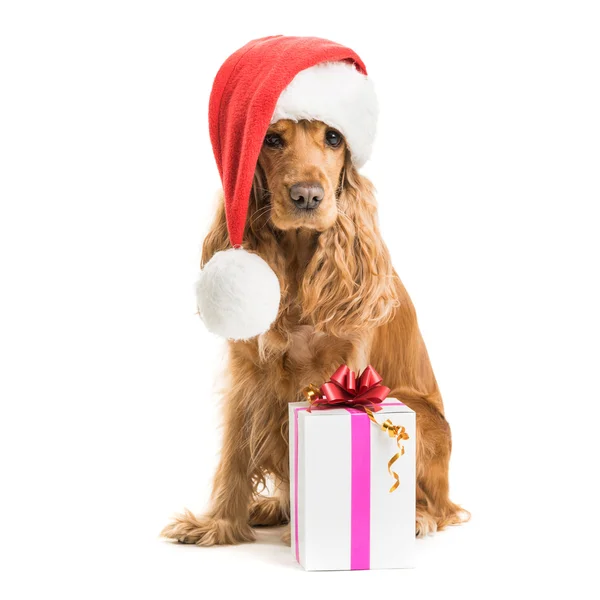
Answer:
[401,394,470,537]
[249,479,290,527]
[161,390,256,546]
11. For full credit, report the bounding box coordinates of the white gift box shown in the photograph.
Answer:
[289,398,416,571]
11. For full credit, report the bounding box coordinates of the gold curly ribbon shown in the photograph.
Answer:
[302,384,322,406]
[302,385,410,493]
[364,407,410,493]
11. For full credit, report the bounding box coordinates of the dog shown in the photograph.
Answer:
[161,118,469,546]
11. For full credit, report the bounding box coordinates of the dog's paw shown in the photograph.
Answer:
[249,496,289,527]
[415,509,438,538]
[281,524,291,546]
[161,510,256,546]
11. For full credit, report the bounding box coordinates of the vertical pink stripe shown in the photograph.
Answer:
[293,407,305,564]
[348,408,371,570]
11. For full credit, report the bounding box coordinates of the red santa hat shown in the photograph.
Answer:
[197,35,378,340]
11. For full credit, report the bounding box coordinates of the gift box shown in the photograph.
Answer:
[289,366,416,571]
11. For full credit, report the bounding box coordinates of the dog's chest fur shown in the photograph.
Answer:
[265,230,367,384]
[272,310,360,395]
[284,324,327,364]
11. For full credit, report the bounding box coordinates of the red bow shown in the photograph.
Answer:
[307,364,390,412]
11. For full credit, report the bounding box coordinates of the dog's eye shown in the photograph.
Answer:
[325,129,343,148]
[264,133,284,148]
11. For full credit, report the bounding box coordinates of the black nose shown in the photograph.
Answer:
[289,182,324,210]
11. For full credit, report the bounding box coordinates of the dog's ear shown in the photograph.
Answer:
[201,193,230,267]
[300,155,400,336]
[201,164,271,267]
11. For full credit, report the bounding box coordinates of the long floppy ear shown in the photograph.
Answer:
[201,165,272,266]
[200,193,230,267]
[201,166,288,295]
[300,155,400,337]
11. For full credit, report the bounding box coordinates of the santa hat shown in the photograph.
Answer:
[197,35,378,340]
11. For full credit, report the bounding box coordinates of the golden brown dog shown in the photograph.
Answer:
[162,119,469,546]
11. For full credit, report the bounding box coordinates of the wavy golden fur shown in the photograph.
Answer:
[162,120,469,546]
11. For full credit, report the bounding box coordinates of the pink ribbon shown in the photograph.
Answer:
[347,407,371,570]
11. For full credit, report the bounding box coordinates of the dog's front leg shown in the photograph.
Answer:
[345,333,373,374]
[161,392,256,546]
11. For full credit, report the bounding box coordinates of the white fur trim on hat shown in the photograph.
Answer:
[196,248,280,341]
[271,61,378,168]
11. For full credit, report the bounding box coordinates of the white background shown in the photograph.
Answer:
[1,1,599,598]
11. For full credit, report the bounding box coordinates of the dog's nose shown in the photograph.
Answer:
[289,182,324,210]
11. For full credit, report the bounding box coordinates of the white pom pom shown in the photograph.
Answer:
[196,248,280,340]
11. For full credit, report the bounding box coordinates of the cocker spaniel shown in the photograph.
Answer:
[161,119,468,546]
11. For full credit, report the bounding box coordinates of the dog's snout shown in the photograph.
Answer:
[289,182,324,210]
